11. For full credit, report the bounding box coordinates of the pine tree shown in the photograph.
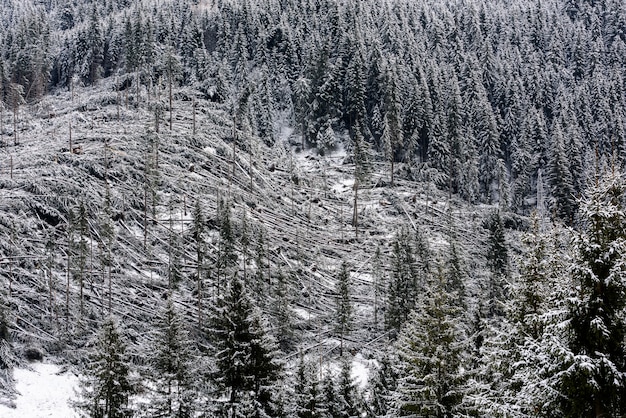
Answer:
[386,228,421,333]
[270,270,296,353]
[75,317,134,418]
[392,264,466,417]
[337,356,362,418]
[368,354,397,417]
[544,173,626,417]
[351,122,371,238]
[0,294,15,398]
[150,297,196,417]
[485,210,509,317]
[548,121,577,224]
[293,354,324,418]
[322,373,340,418]
[216,200,237,292]
[208,276,282,417]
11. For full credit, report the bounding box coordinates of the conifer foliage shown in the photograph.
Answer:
[547,174,626,417]
[392,265,466,417]
[208,276,282,418]
[75,317,134,418]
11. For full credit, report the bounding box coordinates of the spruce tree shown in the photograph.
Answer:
[270,270,296,353]
[75,317,134,418]
[368,354,397,418]
[547,173,626,417]
[548,122,577,224]
[208,276,282,418]
[293,354,323,418]
[337,356,362,418]
[392,264,466,417]
[150,297,195,417]
[485,210,509,317]
[0,295,15,398]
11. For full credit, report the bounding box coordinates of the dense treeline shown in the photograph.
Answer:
[1,0,626,416]
[1,0,625,215]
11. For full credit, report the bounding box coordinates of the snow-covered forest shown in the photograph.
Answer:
[0,0,625,416]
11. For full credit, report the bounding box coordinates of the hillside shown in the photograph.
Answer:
[0,0,626,416]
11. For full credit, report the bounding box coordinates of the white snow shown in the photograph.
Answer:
[351,353,372,389]
[0,363,78,418]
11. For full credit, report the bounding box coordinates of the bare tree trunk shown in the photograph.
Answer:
[69,121,72,154]
[66,233,71,330]
[13,105,17,146]
[192,96,196,136]
[169,61,173,131]
[108,246,112,314]
[116,80,120,120]
[353,180,359,239]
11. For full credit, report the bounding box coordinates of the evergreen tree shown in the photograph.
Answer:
[392,265,466,417]
[322,373,340,418]
[270,270,296,353]
[548,121,577,223]
[368,354,397,418]
[0,295,15,398]
[293,354,324,418]
[208,276,282,418]
[386,226,432,334]
[150,297,196,417]
[75,317,134,418]
[485,210,509,317]
[542,173,626,417]
[337,356,362,418]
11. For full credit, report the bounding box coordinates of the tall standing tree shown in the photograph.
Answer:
[74,317,134,418]
[392,264,466,417]
[540,173,626,417]
[485,210,509,317]
[208,276,282,418]
[351,122,371,239]
[0,294,15,398]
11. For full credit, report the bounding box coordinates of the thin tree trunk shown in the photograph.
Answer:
[192,96,196,136]
[353,180,359,239]
[169,60,173,131]
[13,105,17,146]
[108,246,112,314]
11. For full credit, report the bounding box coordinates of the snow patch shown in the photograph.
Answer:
[351,353,371,389]
[0,363,78,418]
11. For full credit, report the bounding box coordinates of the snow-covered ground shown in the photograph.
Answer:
[0,363,78,418]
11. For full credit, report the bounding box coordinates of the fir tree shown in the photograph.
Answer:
[392,264,466,417]
[548,122,577,224]
[368,354,397,418]
[485,210,509,317]
[75,317,134,418]
[150,296,196,417]
[0,295,15,398]
[208,276,282,418]
[293,354,324,418]
[337,356,362,418]
[545,173,626,417]
[270,270,296,353]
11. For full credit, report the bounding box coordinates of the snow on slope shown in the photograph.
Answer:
[0,363,78,418]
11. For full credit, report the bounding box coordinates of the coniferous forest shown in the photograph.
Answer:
[0,0,625,416]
